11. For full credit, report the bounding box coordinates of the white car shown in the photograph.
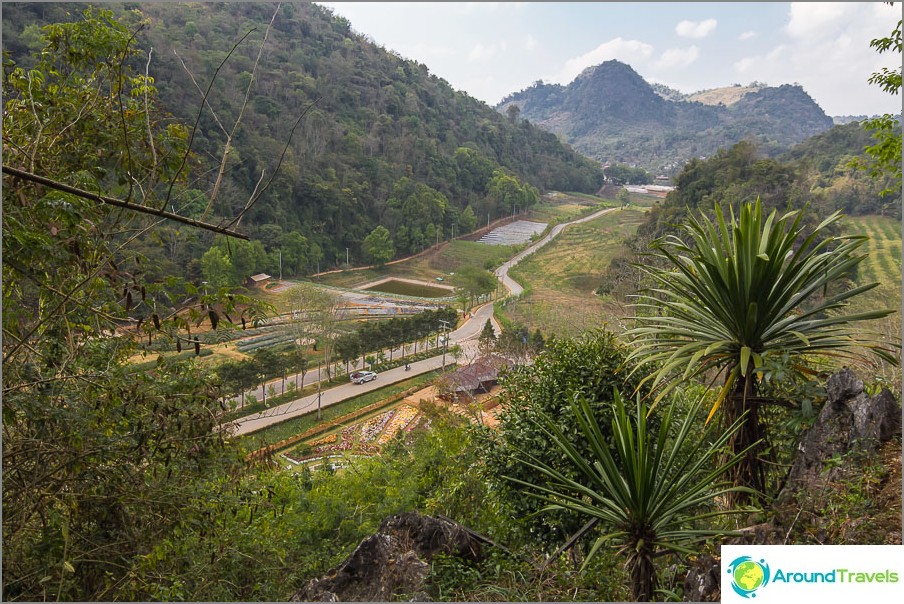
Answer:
[350,370,377,384]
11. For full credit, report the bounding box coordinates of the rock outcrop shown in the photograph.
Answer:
[292,511,484,602]
[779,368,900,500]
[683,368,901,601]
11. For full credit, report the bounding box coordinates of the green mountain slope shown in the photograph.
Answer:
[498,60,835,176]
[2,2,603,276]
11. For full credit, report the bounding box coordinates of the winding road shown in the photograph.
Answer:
[223,204,618,436]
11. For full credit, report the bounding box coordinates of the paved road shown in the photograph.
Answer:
[222,205,615,436]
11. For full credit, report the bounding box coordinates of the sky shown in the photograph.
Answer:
[317,2,902,117]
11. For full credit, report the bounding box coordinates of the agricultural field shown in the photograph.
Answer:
[842,215,902,384]
[845,214,902,309]
[500,207,648,337]
[313,239,517,291]
[526,191,616,223]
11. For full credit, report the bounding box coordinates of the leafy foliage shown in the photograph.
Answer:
[1,9,262,600]
[481,330,645,545]
[860,18,903,194]
[507,390,753,601]
[627,199,896,499]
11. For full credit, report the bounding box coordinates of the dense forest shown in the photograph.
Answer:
[3,1,604,281]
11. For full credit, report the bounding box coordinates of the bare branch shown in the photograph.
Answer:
[162,27,257,211]
[2,165,249,239]
[143,47,159,196]
[24,70,44,173]
[173,49,228,136]
[114,23,146,204]
[202,3,281,221]
[221,96,320,231]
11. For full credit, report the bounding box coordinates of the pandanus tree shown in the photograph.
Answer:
[507,391,753,602]
[626,199,896,501]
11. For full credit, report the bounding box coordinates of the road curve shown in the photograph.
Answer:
[223,204,618,436]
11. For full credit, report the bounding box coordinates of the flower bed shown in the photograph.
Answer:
[359,410,394,443]
[377,405,419,445]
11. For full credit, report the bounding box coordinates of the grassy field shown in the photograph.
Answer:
[526,191,617,223]
[500,207,648,337]
[312,191,617,292]
[312,239,517,291]
[845,215,902,308]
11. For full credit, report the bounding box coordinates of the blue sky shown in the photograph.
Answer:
[318,2,902,117]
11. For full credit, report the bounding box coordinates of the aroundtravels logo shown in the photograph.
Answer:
[722,545,903,602]
[727,556,771,598]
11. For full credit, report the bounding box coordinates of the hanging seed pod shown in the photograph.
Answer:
[176,339,182,353]
[152,314,161,330]
[125,291,133,311]
[194,338,201,356]
[208,310,219,330]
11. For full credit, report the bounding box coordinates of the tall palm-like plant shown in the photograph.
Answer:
[507,391,753,602]
[626,199,895,500]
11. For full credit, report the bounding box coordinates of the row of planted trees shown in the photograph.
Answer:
[334,307,459,372]
[212,306,460,407]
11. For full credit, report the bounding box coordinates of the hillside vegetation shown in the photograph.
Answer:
[498,60,834,175]
[3,1,604,279]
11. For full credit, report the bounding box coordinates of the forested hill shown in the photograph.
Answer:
[2,2,603,276]
[497,60,835,176]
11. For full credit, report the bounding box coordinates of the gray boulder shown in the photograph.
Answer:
[292,511,483,602]
[780,367,900,498]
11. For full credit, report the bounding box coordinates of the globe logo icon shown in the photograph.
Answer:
[727,556,770,598]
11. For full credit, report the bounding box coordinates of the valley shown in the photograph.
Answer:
[2,3,901,602]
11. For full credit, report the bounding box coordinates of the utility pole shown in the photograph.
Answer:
[346,247,349,266]
[438,319,450,371]
[278,250,282,280]
[316,362,322,420]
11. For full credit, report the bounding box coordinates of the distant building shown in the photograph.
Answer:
[438,355,514,401]
[248,273,272,288]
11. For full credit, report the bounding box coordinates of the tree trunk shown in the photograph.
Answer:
[723,373,766,506]
[628,542,657,602]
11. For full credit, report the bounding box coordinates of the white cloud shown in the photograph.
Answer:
[656,46,700,70]
[739,31,756,41]
[468,43,494,62]
[675,18,717,39]
[555,38,654,83]
[525,34,538,50]
[734,57,756,74]
[785,2,856,38]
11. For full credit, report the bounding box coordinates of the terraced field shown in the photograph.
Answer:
[845,215,902,310]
